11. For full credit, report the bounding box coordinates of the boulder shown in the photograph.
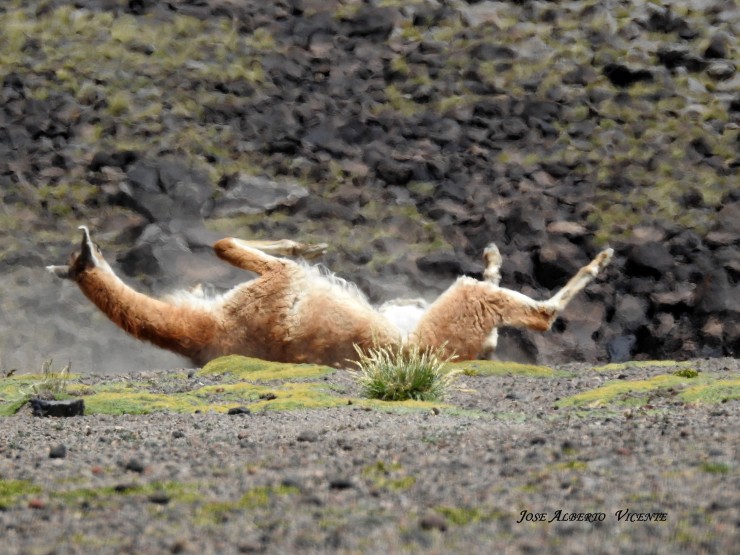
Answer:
[213,174,309,217]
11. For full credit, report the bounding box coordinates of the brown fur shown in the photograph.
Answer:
[76,267,221,365]
[48,228,612,367]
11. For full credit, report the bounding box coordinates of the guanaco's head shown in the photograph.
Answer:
[47,226,113,280]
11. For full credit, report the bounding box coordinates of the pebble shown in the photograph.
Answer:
[297,430,320,443]
[124,458,146,473]
[49,444,67,459]
[420,513,448,532]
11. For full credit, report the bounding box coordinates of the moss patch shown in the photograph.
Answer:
[0,479,43,509]
[198,355,335,382]
[1,356,449,416]
[195,485,299,526]
[54,482,198,505]
[681,379,740,404]
[453,360,555,378]
[362,461,417,491]
[436,506,502,526]
[556,374,739,409]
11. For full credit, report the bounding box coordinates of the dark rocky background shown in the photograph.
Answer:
[0,0,738,373]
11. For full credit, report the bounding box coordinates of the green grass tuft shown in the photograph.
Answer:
[353,344,457,402]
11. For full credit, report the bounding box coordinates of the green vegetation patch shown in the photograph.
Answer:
[195,485,299,526]
[362,461,417,491]
[454,360,555,378]
[198,355,335,382]
[682,379,740,404]
[435,505,503,526]
[0,479,42,509]
[81,391,213,415]
[54,481,198,505]
[1,354,449,415]
[699,462,731,475]
[0,367,80,415]
[557,374,739,409]
[354,345,457,402]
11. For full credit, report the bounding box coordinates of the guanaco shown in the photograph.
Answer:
[48,227,613,367]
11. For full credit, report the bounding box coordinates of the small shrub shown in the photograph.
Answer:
[353,344,457,402]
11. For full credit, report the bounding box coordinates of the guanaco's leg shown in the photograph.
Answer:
[412,247,613,360]
[545,248,613,311]
[233,239,328,259]
[496,247,614,330]
[213,237,328,275]
[480,243,503,357]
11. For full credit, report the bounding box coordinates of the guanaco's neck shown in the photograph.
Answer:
[76,267,220,364]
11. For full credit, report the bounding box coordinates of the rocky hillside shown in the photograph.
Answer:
[0,0,738,372]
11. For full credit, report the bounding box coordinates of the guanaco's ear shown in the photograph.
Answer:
[77,225,95,267]
[47,226,105,280]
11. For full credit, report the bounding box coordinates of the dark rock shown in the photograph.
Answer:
[297,430,319,443]
[127,0,154,16]
[228,406,252,415]
[607,335,636,363]
[89,150,139,171]
[148,492,171,505]
[341,6,397,39]
[505,204,546,246]
[127,161,160,193]
[614,295,648,330]
[644,6,696,38]
[213,174,308,217]
[693,271,740,315]
[705,32,730,59]
[690,137,713,158]
[124,458,146,473]
[30,399,84,417]
[328,477,354,490]
[534,241,587,289]
[657,46,708,72]
[302,123,352,157]
[298,197,356,222]
[49,444,67,459]
[117,242,161,277]
[420,513,448,532]
[376,158,413,186]
[120,159,213,221]
[501,117,528,140]
[495,328,539,363]
[706,60,737,81]
[416,251,481,278]
[603,63,653,87]
[563,64,598,86]
[715,203,740,235]
[650,289,694,314]
[427,117,462,145]
[626,242,674,278]
[469,43,516,61]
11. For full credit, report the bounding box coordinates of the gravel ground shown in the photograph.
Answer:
[1,358,737,554]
